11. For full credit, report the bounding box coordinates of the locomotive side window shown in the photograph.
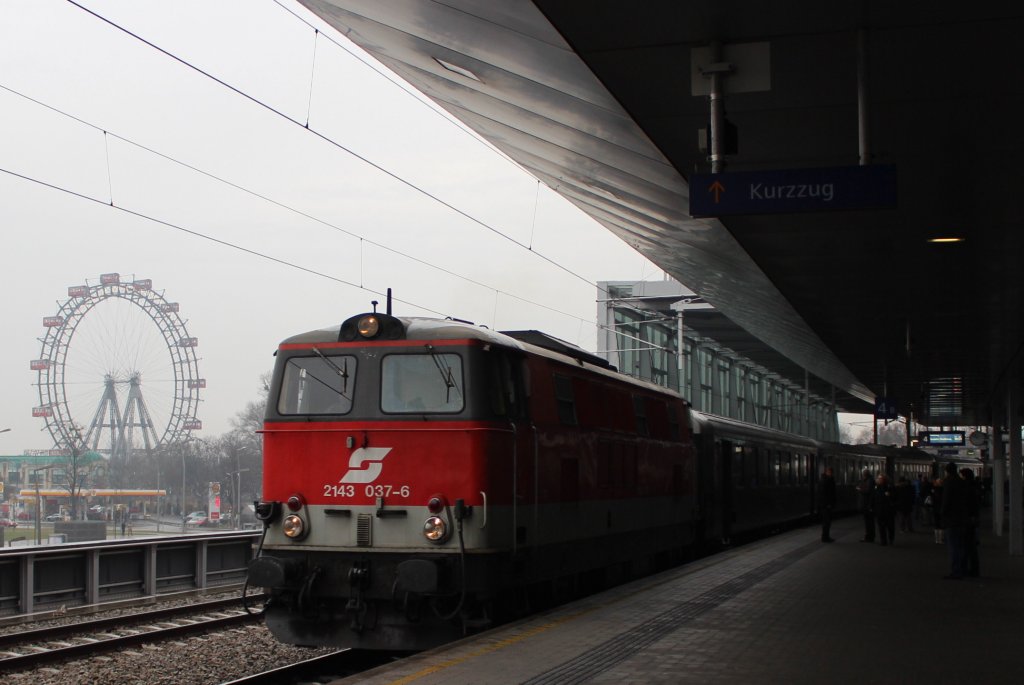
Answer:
[632,396,649,436]
[553,374,577,425]
[488,352,525,418]
[278,354,357,415]
[381,353,464,413]
[666,403,680,440]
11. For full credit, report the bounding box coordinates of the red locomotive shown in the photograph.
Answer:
[248,305,695,649]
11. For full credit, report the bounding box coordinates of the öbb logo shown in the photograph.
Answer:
[340,447,392,484]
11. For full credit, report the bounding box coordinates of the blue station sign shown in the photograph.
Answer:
[920,431,966,446]
[874,397,898,421]
[689,164,897,217]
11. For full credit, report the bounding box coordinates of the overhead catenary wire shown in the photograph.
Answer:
[0,88,670,356]
[0,164,446,319]
[0,81,591,327]
[63,0,676,330]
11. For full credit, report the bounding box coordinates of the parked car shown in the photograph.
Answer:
[185,511,208,527]
[45,513,66,522]
[0,518,16,528]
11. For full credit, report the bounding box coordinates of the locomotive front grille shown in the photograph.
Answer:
[356,513,373,547]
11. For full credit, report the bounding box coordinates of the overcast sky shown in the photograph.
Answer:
[0,1,664,453]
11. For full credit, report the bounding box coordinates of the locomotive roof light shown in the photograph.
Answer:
[423,515,448,543]
[338,311,406,341]
[282,514,307,539]
[357,315,380,338]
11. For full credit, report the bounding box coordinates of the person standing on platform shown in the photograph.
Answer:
[917,475,933,527]
[961,468,981,578]
[872,474,896,546]
[819,466,837,543]
[895,476,915,533]
[941,462,970,579]
[930,478,944,544]
[856,469,875,542]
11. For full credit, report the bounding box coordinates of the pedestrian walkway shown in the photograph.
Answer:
[332,512,1024,684]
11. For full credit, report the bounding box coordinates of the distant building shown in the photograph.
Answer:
[597,278,839,441]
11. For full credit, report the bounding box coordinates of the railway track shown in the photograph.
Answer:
[0,595,265,671]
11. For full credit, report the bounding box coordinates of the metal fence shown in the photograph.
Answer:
[0,531,259,616]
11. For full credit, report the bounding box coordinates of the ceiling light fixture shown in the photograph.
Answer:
[434,57,481,82]
[926,237,964,243]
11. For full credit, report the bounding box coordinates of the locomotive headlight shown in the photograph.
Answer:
[357,315,380,338]
[423,516,447,542]
[282,514,306,539]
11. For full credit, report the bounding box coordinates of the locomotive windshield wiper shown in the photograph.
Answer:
[425,344,462,404]
[311,347,351,397]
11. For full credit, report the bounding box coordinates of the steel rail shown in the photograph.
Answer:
[0,605,262,670]
[0,593,264,649]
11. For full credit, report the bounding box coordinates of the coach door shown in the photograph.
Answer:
[720,439,735,543]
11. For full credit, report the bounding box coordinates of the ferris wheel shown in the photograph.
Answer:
[33,272,203,460]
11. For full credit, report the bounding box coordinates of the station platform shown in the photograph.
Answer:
[334,513,1024,684]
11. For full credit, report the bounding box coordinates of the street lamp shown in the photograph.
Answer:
[32,464,56,545]
[227,468,250,529]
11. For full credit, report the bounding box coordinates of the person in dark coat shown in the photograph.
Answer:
[856,469,875,542]
[941,462,971,578]
[819,467,837,543]
[930,478,944,544]
[917,475,933,526]
[895,476,915,533]
[872,474,896,546]
[961,468,981,577]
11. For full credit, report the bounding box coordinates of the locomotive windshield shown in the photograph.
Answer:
[277,353,357,415]
[381,353,463,413]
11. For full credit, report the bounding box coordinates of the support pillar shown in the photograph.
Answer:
[1008,383,1022,555]
[991,406,1006,537]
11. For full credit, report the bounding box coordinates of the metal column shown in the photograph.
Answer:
[991,405,1006,537]
[1008,383,1022,555]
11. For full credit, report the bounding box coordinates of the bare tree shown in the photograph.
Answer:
[840,418,907,446]
[56,426,97,520]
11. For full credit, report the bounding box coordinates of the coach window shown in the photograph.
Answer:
[758,449,770,486]
[745,446,758,487]
[731,445,744,487]
[381,353,464,413]
[278,354,357,415]
[553,374,578,425]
